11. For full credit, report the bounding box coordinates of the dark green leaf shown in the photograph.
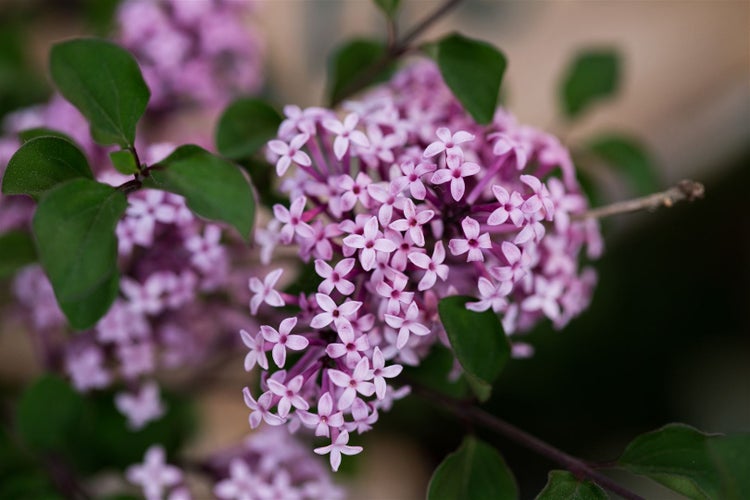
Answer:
[438,296,510,401]
[588,135,659,196]
[536,470,608,500]
[2,136,92,200]
[428,435,518,500]
[215,98,282,160]
[404,344,469,399]
[560,49,620,119]
[0,230,36,279]
[146,146,255,239]
[33,178,126,329]
[18,127,76,145]
[109,149,139,175]
[619,423,750,500]
[374,0,400,17]
[49,38,149,147]
[17,375,84,454]
[433,33,507,124]
[328,39,391,105]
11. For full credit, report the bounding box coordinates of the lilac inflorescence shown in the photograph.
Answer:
[243,61,602,470]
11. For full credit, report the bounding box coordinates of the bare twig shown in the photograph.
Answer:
[331,0,466,106]
[413,385,645,500]
[573,179,705,221]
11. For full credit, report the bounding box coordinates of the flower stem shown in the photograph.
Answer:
[412,384,645,500]
[572,179,705,221]
[330,0,466,106]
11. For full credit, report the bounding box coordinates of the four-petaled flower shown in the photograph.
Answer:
[243,388,285,428]
[267,374,310,418]
[322,113,370,159]
[342,216,397,271]
[248,269,285,315]
[448,217,491,262]
[297,392,344,437]
[261,317,308,368]
[423,127,475,158]
[431,153,481,201]
[314,430,363,472]
[315,258,356,296]
[126,445,182,500]
[389,199,434,246]
[328,357,375,409]
[274,196,314,244]
[407,240,449,291]
[267,132,312,176]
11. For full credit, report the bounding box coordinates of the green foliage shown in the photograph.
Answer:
[15,375,196,476]
[17,375,85,455]
[432,33,507,125]
[619,423,750,499]
[146,146,255,239]
[32,178,127,330]
[587,134,659,196]
[2,136,92,200]
[373,0,401,18]
[404,344,469,399]
[215,98,282,159]
[536,471,608,499]
[327,39,390,105]
[438,296,510,401]
[0,230,35,279]
[49,38,149,147]
[109,149,139,175]
[18,127,76,145]
[428,435,518,500]
[560,49,620,119]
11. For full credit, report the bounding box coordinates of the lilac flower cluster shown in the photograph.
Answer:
[127,429,344,500]
[117,0,264,111]
[243,60,602,470]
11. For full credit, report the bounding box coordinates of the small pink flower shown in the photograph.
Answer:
[449,217,491,262]
[325,324,370,368]
[384,301,431,349]
[431,153,481,201]
[273,196,314,244]
[314,429,363,472]
[126,445,182,500]
[487,185,524,226]
[239,328,268,371]
[310,294,362,336]
[371,347,403,399]
[315,258,356,296]
[115,382,165,431]
[342,216,397,271]
[267,133,311,176]
[328,357,375,409]
[423,127,475,158]
[243,388,285,428]
[367,177,409,225]
[248,269,285,315]
[261,317,309,368]
[389,199,434,246]
[323,113,370,159]
[407,240,449,291]
[267,374,309,417]
[297,392,344,437]
[400,160,436,200]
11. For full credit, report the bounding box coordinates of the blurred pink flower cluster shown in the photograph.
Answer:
[244,60,603,470]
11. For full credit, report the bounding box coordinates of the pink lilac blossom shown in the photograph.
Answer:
[244,60,602,470]
[117,0,263,111]
[126,445,184,500]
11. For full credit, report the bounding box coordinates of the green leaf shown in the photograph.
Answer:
[619,423,750,499]
[587,135,659,196]
[2,136,92,200]
[17,375,85,454]
[432,33,507,124]
[215,98,282,160]
[428,436,518,500]
[18,127,76,145]
[0,230,36,279]
[33,178,127,329]
[146,146,255,239]
[327,39,392,105]
[438,296,510,401]
[374,0,400,17]
[560,49,620,119]
[109,149,139,175]
[49,38,149,147]
[536,471,608,500]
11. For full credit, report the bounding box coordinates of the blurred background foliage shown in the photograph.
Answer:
[0,1,748,498]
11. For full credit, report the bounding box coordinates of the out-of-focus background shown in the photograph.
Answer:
[0,1,748,498]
